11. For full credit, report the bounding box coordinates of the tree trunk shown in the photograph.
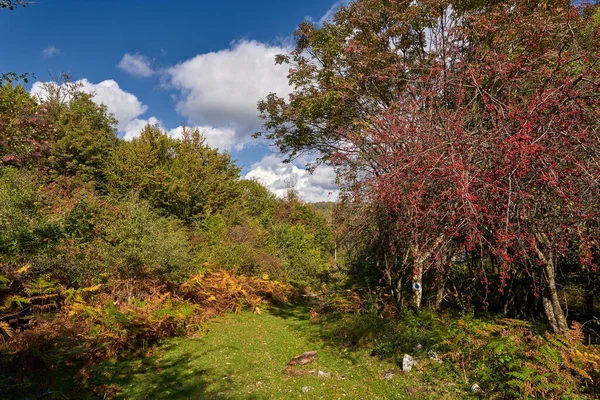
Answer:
[411,245,427,311]
[534,233,568,334]
[542,253,569,333]
[396,277,403,309]
[434,261,448,310]
[411,261,424,310]
[585,267,595,314]
[410,239,443,311]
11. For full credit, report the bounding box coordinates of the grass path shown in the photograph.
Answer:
[95,304,460,399]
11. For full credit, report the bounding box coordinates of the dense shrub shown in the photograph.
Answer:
[0,270,291,397]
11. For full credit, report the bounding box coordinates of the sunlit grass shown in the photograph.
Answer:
[93,304,466,399]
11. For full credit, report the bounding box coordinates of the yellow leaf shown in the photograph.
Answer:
[0,321,13,337]
[83,284,102,292]
[17,264,31,274]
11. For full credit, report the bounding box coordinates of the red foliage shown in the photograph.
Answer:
[0,85,52,167]
[335,1,599,314]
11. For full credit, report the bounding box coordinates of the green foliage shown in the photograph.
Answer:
[0,28,338,400]
[438,317,600,398]
[268,222,328,286]
[240,178,278,223]
[0,167,61,261]
[109,125,241,221]
[95,197,195,283]
[44,92,119,187]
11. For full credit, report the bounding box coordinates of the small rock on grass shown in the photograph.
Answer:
[381,368,402,380]
[428,350,442,363]
[471,384,484,394]
[317,370,331,378]
[302,386,312,393]
[402,354,415,372]
[288,351,317,366]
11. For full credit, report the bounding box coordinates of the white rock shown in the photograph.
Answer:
[471,383,484,394]
[318,370,331,378]
[402,354,415,372]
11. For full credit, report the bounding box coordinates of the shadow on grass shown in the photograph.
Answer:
[266,302,311,322]
[266,302,372,366]
[93,346,268,400]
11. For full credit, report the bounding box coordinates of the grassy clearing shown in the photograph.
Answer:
[93,304,469,399]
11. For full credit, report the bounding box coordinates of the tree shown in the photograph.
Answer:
[0,0,29,10]
[257,0,489,309]
[0,84,51,167]
[42,91,119,187]
[258,0,600,331]
[109,125,242,221]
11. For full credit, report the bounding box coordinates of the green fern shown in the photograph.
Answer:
[0,274,9,290]
[3,294,30,309]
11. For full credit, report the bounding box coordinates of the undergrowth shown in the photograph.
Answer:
[314,292,600,399]
[0,269,291,398]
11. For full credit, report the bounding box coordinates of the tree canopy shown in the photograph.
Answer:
[258,0,600,333]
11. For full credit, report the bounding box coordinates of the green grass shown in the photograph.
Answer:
[92,304,468,399]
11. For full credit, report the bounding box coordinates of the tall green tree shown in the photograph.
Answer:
[109,125,242,221]
[42,92,119,187]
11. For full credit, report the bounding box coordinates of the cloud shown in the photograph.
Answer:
[166,40,291,149]
[167,125,239,151]
[117,53,155,78]
[121,119,239,151]
[42,45,60,58]
[122,117,162,141]
[245,154,339,202]
[31,79,148,131]
[309,0,352,27]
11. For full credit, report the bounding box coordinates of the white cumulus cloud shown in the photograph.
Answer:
[117,53,155,78]
[31,79,148,131]
[122,117,162,141]
[166,40,291,149]
[245,155,339,202]
[167,125,239,151]
[42,45,60,58]
[121,120,239,152]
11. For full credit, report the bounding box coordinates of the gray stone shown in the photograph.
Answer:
[402,354,415,372]
[317,370,331,378]
[471,384,484,394]
[428,350,442,363]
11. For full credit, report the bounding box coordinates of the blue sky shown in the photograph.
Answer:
[0,0,346,201]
